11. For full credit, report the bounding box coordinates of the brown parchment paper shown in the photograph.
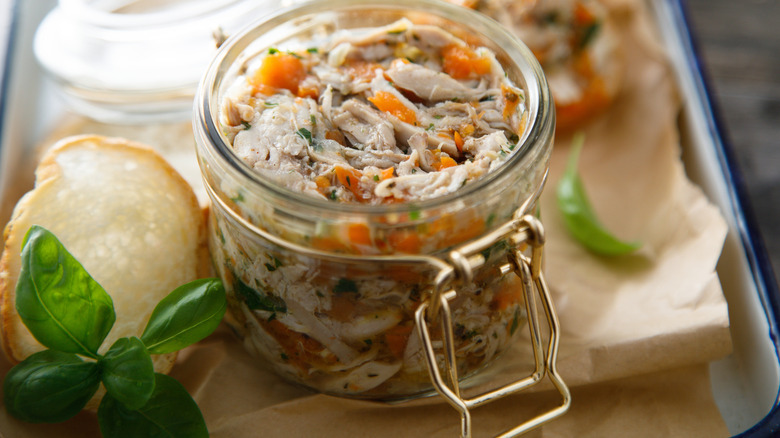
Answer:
[0,0,732,436]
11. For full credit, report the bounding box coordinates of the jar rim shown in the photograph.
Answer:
[194,0,554,216]
[57,0,250,28]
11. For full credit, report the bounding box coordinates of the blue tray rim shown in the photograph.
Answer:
[674,0,780,436]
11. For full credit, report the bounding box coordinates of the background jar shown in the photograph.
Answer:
[34,0,288,123]
[194,0,554,400]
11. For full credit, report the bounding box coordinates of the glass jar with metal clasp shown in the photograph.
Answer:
[193,1,569,436]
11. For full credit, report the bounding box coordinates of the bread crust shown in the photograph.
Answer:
[0,135,207,392]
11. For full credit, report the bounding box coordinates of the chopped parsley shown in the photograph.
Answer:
[329,190,338,201]
[232,274,288,313]
[373,174,380,182]
[510,308,520,335]
[268,48,279,54]
[230,191,245,203]
[306,47,319,53]
[296,127,313,145]
[333,278,358,294]
[241,121,251,130]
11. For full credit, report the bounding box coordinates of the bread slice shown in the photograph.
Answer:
[0,135,207,404]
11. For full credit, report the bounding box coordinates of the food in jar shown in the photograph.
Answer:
[220,18,526,205]
[210,18,539,398]
[450,0,621,131]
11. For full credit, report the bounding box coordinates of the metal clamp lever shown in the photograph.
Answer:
[414,215,571,437]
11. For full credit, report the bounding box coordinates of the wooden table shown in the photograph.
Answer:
[685,0,780,283]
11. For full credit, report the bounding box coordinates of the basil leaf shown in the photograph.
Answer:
[100,337,155,410]
[3,350,100,423]
[15,225,115,358]
[556,135,641,256]
[98,373,208,438]
[141,278,226,354]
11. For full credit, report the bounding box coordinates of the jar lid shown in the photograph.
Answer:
[34,0,285,123]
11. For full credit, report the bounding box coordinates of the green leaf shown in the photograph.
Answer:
[556,134,641,256]
[3,350,101,423]
[15,225,115,358]
[141,278,227,354]
[100,337,155,410]
[98,373,209,438]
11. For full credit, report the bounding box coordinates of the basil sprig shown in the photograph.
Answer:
[3,225,226,437]
[556,134,641,256]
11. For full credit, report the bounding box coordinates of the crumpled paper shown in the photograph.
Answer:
[0,0,732,436]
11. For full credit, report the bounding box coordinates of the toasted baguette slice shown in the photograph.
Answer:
[0,135,207,392]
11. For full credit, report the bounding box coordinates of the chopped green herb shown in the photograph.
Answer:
[296,127,313,145]
[373,174,380,182]
[310,114,317,126]
[387,30,404,35]
[578,22,602,49]
[287,50,302,59]
[329,190,338,201]
[241,121,251,130]
[230,191,245,203]
[486,212,496,227]
[409,208,421,220]
[479,95,495,102]
[510,308,520,335]
[233,275,287,313]
[264,101,279,107]
[306,47,318,53]
[333,278,358,294]
[264,263,277,272]
[433,115,444,119]
[268,48,279,54]
[426,123,435,131]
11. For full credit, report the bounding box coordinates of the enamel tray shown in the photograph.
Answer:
[1,0,779,436]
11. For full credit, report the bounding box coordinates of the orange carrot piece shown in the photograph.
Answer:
[311,236,350,253]
[556,77,611,131]
[453,131,464,153]
[334,166,364,199]
[380,167,395,180]
[502,83,521,119]
[384,325,414,359]
[442,44,491,80]
[347,223,372,247]
[251,53,305,94]
[346,60,383,82]
[388,230,421,253]
[440,155,457,169]
[297,84,319,99]
[574,1,596,26]
[368,91,417,125]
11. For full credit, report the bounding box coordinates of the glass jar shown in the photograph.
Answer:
[33,0,287,123]
[194,0,554,401]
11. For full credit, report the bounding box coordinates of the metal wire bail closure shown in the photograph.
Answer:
[414,214,571,437]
